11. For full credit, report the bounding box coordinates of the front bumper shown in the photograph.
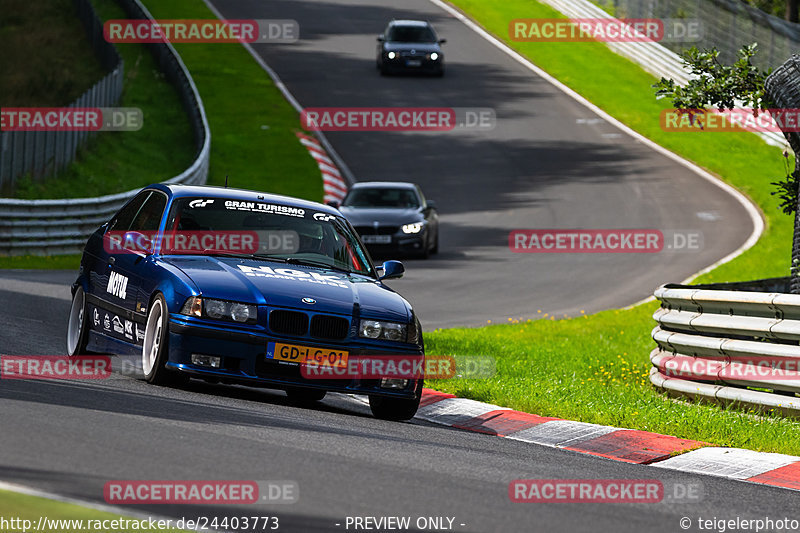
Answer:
[383,56,443,73]
[167,317,423,399]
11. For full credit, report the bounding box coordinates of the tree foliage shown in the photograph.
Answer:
[653,44,799,214]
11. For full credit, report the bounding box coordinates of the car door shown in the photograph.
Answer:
[88,189,166,349]
[112,189,169,346]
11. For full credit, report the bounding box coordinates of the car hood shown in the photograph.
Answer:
[383,42,441,53]
[164,256,411,322]
[338,207,424,227]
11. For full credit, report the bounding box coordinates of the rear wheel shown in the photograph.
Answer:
[286,388,327,404]
[66,286,90,356]
[369,380,423,421]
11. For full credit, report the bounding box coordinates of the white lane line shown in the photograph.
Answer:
[0,278,70,301]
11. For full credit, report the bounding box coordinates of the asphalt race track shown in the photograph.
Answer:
[0,0,782,531]
[0,279,798,532]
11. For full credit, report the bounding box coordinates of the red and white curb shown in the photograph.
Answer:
[416,389,800,491]
[296,132,348,204]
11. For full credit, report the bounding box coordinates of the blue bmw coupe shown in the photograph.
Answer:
[66,184,424,420]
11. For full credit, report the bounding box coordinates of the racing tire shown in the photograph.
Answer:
[431,232,439,254]
[66,286,91,356]
[286,387,327,404]
[142,293,185,385]
[369,380,423,421]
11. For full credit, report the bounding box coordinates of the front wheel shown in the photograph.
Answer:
[369,380,423,421]
[142,293,182,385]
[66,286,90,356]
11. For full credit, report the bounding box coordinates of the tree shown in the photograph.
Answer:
[653,44,798,214]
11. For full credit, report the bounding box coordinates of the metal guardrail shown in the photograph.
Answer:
[537,0,789,149]
[650,283,800,415]
[0,0,124,190]
[0,0,210,256]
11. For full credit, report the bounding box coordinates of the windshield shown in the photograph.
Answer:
[162,197,374,275]
[386,25,437,43]
[342,188,420,209]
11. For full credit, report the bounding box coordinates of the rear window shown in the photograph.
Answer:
[343,188,420,209]
[387,25,437,43]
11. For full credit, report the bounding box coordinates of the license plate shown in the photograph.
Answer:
[362,234,391,244]
[406,60,422,67]
[266,342,348,368]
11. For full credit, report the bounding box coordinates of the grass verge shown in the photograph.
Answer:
[141,0,323,200]
[0,0,106,107]
[0,489,185,533]
[10,0,195,199]
[424,0,800,455]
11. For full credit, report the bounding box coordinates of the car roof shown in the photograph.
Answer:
[388,20,431,27]
[150,183,341,215]
[349,181,418,190]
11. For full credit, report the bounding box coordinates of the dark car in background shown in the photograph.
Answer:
[376,20,446,76]
[333,182,439,259]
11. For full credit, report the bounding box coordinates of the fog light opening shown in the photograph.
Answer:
[192,354,221,368]
[380,378,408,389]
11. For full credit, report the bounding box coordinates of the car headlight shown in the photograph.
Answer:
[401,222,424,234]
[387,51,397,59]
[429,52,439,61]
[359,319,412,342]
[180,296,257,324]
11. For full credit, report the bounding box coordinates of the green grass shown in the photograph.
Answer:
[428,307,800,455]
[422,0,800,455]
[0,489,186,533]
[0,255,81,270]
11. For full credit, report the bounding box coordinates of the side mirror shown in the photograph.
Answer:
[427,200,437,210]
[377,35,385,41]
[327,200,340,208]
[439,38,447,44]
[378,260,405,280]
